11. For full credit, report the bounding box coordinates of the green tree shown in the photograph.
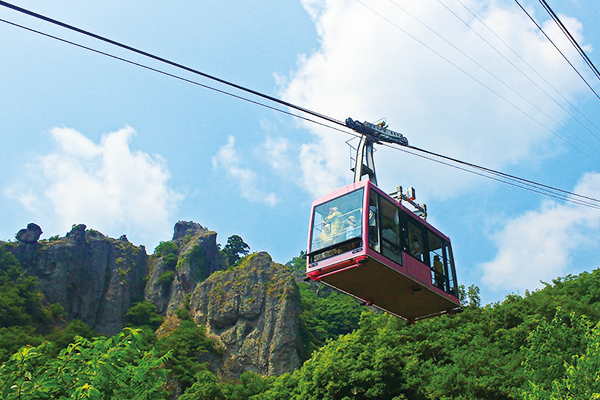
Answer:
[286,251,306,275]
[257,313,413,400]
[297,282,364,361]
[180,370,271,400]
[523,309,600,399]
[222,235,250,266]
[126,301,164,330]
[44,319,97,350]
[179,370,225,400]
[0,328,170,399]
[157,320,217,391]
[154,241,178,270]
[0,250,46,328]
[0,248,65,362]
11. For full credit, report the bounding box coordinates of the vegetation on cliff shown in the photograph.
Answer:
[0,248,94,362]
[3,225,600,399]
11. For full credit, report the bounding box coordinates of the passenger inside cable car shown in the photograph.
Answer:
[310,188,364,261]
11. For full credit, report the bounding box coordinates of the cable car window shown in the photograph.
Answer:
[310,188,364,253]
[406,218,425,263]
[428,231,447,291]
[368,191,380,252]
[446,245,458,296]
[379,196,402,265]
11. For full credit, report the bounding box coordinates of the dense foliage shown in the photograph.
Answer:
[156,320,218,391]
[154,241,179,270]
[3,243,600,399]
[126,301,165,330]
[297,282,364,361]
[522,309,600,399]
[0,329,170,399]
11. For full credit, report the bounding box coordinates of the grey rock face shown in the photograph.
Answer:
[189,252,301,379]
[16,223,43,243]
[8,224,148,335]
[4,221,303,380]
[144,221,226,315]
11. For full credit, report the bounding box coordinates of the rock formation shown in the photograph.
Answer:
[189,252,301,378]
[16,222,42,243]
[7,224,148,335]
[3,221,302,378]
[144,221,226,315]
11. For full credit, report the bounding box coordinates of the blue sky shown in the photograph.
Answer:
[1,0,600,304]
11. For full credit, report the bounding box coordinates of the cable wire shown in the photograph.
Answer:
[1,3,600,210]
[0,0,346,129]
[538,0,600,82]
[386,0,600,160]
[513,0,600,101]
[438,0,600,145]
[360,0,600,164]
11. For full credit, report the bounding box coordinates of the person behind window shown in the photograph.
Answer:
[409,233,421,258]
[317,223,332,249]
[368,206,380,251]
[344,215,359,240]
[433,255,445,290]
[325,207,343,242]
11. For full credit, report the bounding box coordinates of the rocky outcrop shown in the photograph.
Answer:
[4,222,302,379]
[7,224,148,335]
[16,223,43,243]
[144,221,226,315]
[189,252,301,379]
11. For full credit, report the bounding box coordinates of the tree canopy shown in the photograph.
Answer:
[222,235,251,265]
[3,244,600,399]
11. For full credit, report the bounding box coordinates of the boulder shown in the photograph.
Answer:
[16,223,43,243]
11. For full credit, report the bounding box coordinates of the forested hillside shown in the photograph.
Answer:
[2,234,600,399]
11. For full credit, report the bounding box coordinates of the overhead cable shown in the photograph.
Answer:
[538,0,600,82]
[0,0,345,129]
[438,0,600,144]
[513,0,600,101]
[1,3,600,210]
[357,0,600,165]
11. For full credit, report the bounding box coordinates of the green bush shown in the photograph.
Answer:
[157,270,175,286]
[0,328,171,399]
[126,301,164,330]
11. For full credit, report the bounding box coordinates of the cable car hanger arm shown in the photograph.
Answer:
[345,118,409,147]
[346,117,409,185]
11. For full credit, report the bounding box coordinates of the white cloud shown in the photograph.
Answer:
[258,136,293,173]
[281,0,590,199]
[7,126,181,248]
[480,172,600,294]
[213,136,278,206]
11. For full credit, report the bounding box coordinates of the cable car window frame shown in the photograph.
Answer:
[403,211,459,296]
[405,215,427,265]
[369,190,403,265]
[308,188,364,263]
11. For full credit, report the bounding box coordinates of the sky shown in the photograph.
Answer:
[1,0,600,305]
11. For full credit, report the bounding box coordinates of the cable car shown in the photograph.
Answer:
[305,118,461,322]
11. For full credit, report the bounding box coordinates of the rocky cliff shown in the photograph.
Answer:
[6,224,148,335]
[144,221,226,315]
[189,252,301,378]
[3,222,302,377]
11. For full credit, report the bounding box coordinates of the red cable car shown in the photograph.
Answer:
[305,119,461,322]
